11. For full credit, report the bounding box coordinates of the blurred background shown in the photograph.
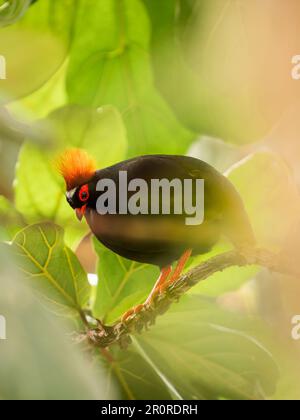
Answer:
[1,0,300,400]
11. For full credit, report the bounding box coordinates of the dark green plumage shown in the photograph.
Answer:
[66,155,254,268]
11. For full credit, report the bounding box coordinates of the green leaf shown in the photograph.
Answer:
[8,60,68,120]
[10,222,90,317]
[93,239,159,325]
[0,0,75,103]
[49,104,127,166]
[228,153,300,250]
[142,0,209,135]
[96,346,172,400]
[0,195,24,241]
[135,295,279,400]
[66,0,194,156]
[0,244,118,400]
[144,0,300,144]
[0,108,25,198]
[15,104,127,247]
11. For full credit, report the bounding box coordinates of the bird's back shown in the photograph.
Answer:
[85,155,254,267]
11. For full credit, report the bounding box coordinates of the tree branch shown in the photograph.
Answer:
[80,247,300,349]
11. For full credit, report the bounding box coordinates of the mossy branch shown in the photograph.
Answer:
[78,247,300,349]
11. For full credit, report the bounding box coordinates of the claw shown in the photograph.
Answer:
[121,304,145,323]
[134,304,144,313]
[121,308,134,322]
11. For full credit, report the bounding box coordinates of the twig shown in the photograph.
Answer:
[81,247,300,349]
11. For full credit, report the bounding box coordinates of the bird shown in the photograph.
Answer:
[58,149,255,321]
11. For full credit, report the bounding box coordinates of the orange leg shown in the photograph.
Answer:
[159,249,192,293]
[145,266,172,305]
[121,249,192,323]
[121,266,172,322]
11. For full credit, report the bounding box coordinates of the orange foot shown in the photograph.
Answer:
[121,304,144,322]
[159,249,192,294]
[121,249,192,323]
[121,267,172,322]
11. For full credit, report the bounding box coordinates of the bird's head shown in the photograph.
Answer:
[57,149,97,221]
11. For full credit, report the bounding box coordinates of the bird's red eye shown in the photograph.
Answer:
[79,184,89,202]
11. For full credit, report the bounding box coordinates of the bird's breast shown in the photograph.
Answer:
[85,208,220,251]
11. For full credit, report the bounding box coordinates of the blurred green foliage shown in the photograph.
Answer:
[0,244,118,400]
